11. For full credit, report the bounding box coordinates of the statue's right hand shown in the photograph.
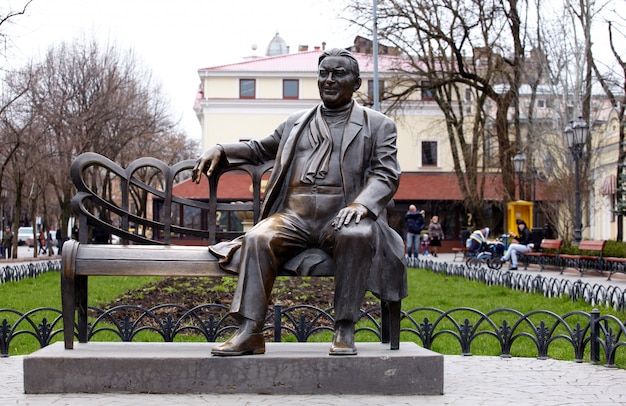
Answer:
[192,146,223,184]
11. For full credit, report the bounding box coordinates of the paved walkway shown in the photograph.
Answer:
[3,353,626,405]
[2,253,626,405]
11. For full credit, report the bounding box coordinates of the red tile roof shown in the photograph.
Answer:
[200,51,410,73]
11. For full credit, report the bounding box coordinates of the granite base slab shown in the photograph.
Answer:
[23,341,443,395]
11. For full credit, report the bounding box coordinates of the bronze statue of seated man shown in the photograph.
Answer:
[192,48,407,356]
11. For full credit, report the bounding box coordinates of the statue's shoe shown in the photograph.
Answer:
[329,326,357,356]
[329,343,357,355]
[211,331,265,356]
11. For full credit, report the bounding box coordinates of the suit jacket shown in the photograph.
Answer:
[212,101,407,302]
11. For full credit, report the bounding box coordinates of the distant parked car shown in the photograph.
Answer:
[17,226,35,247]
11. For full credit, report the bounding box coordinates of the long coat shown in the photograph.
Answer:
[211,101,407,302]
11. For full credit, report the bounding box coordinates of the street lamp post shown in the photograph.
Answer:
[564,117,589,246]
[1,190,5,234]
[512,152,526,200]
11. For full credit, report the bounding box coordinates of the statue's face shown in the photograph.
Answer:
[318,56,361,109]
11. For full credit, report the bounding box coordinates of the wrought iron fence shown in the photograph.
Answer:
[2,302,625,367]
[1,259,625,368]
[414,257,626,311]
[0,260,61,283]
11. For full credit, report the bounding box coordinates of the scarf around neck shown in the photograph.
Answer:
[300,101,353,184]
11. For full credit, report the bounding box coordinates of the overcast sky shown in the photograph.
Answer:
[4,0,361,141]
[4,1,623,142]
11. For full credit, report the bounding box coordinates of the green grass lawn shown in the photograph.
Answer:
[1,267,625,366]
[5,268,616,317]
[0,272,162,311]
[403,268,624,316]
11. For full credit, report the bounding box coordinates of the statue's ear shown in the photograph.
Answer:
[354,77,362,92]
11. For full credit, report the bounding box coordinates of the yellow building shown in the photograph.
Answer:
[193,39,498,246]
[193,35,622,244]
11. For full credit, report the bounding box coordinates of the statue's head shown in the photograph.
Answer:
[317,48,362,109]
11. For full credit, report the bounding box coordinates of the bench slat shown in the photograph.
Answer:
[538,239,562,250]
[576,241,606,251]
[73,259,228,277]
[75,244,214,261]
[67,243,229,277]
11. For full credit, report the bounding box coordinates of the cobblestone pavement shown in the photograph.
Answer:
[2,253,626,405]
[2,354,626,405]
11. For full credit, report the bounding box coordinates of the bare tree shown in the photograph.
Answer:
[590,5,626,240]
[0,0,36,254]
[345,0,535,228]
[0,0,33,63]
[532,0,610,240]
[0,80,42,257]
[5,36,194,243]
[343,0,614,241]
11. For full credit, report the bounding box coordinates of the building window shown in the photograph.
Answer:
[367,80,384,101]
[239,79,256,99]
[422,81,435,101]
[283,79,299,99]
[422,141,437,166]
[485,134,499,168]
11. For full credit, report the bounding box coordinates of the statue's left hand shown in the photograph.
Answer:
[192,145,223,184]
[333,203,368,229]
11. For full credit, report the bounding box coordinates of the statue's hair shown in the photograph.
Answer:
[318,48,360,78]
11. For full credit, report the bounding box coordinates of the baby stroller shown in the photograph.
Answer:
[465,227,505,269]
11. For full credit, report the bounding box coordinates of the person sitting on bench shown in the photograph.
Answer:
[192,48,407,357]
[502,219,534,271]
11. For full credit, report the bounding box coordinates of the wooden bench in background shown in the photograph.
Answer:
[559,240,606,278]
[601,252,626,281]
[62,152,401,350]
[452,247,470,261]
[521,239,563,271]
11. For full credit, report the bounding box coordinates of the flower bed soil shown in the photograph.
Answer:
[101,276,379,311]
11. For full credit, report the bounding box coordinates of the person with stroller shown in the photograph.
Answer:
[501,219,534,270]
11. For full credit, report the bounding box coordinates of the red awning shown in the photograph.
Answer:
[174,171,521,202]
[396,173,505,200]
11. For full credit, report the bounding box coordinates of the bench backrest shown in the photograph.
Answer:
[539,239,562,251]
[70,152,273,246]
[578,240,606,253]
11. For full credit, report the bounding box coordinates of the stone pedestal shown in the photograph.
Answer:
[24,342,443,395]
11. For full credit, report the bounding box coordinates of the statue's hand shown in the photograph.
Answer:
[333,203,368,229]
[192,146,223,184]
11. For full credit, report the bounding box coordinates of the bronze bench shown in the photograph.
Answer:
[61,152,401,350]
